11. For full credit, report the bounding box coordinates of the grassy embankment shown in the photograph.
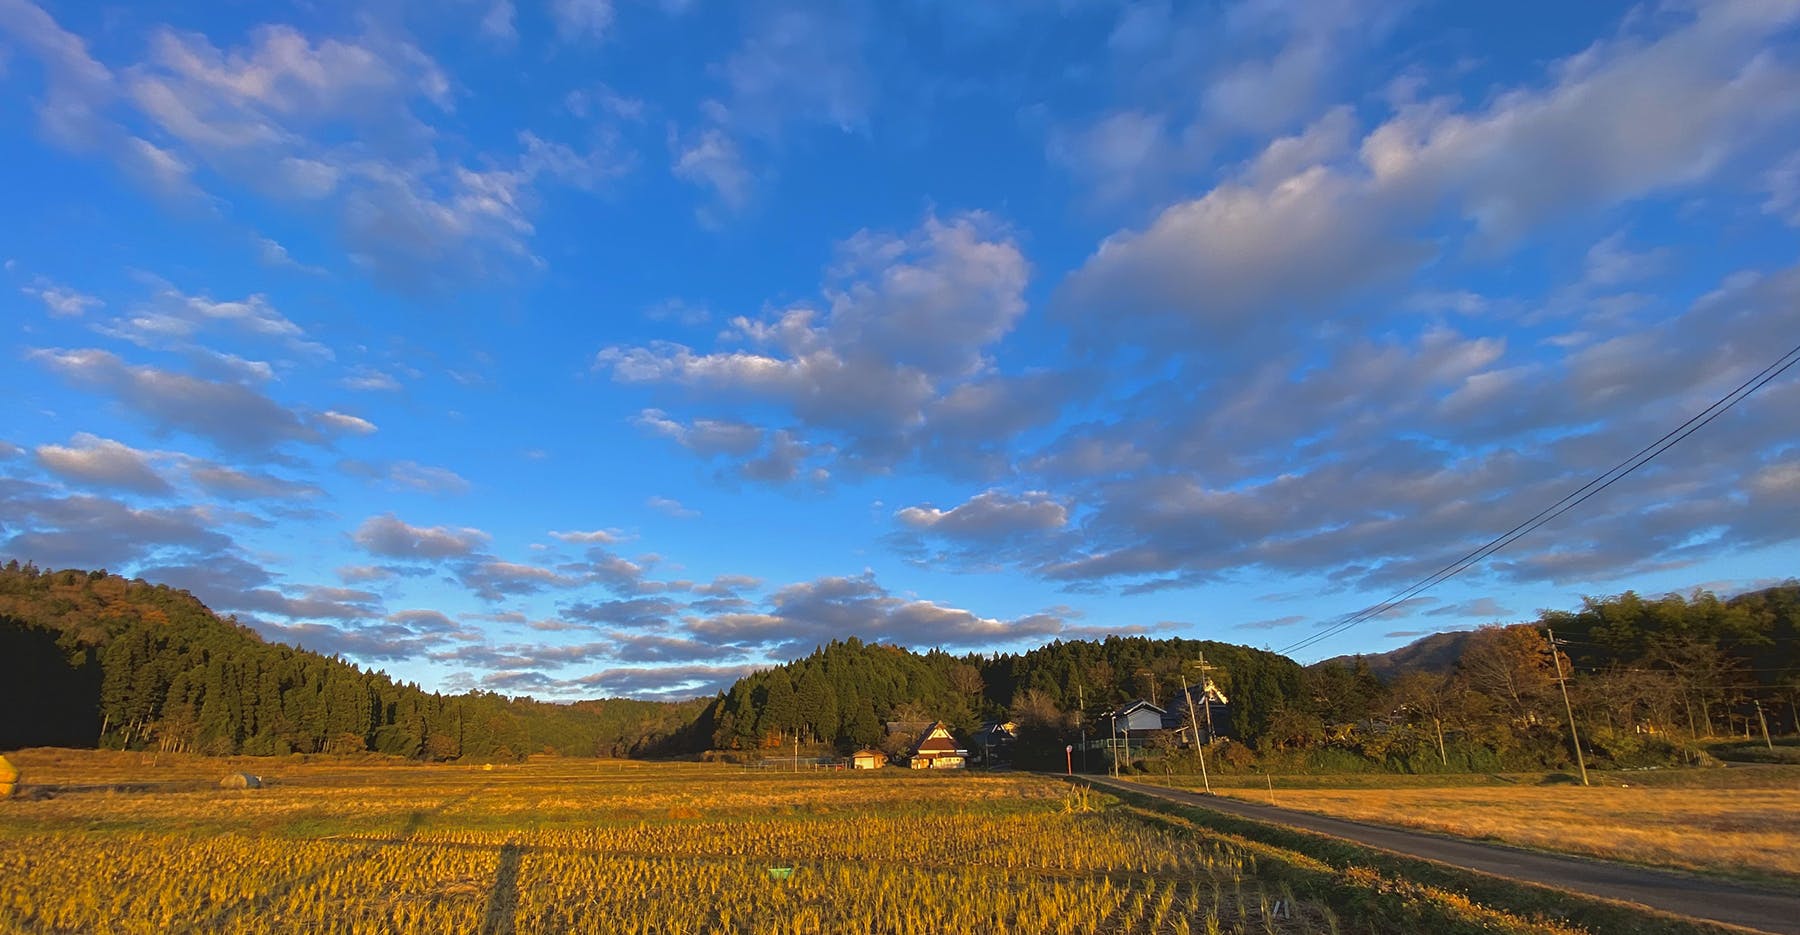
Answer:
[0,748,1744,934]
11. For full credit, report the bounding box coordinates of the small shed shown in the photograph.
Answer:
[0,755,16,798]
[851,749,887,770]
[219,772,262,789]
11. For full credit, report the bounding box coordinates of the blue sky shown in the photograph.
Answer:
[2,0,1798,700]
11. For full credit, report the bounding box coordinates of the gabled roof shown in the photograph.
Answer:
[1168,680,1231,710]
[1110,699,1166,718]
[912,721,968,756]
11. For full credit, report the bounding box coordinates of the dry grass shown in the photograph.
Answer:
[5,750,1756,932]
[1151,768,1800,883]
[1,751,1350,934]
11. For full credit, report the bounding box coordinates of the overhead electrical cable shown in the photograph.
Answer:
[1276,341,1800,659]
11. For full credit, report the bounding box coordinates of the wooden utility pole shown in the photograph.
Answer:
[1078,684,1088,773]
[1547,628,1589,786]
[1109,715,1120,778]
[1180,670,1212,794]
[1195,653,1217,738]
[1754,700,1774,751]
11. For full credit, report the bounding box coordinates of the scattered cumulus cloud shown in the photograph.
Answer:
[34,433,174,495]
[352,513,490,560]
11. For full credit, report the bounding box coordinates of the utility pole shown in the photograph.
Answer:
[1180,669,1212,794]
[1078,684,1088,773]
[1195,652,1217,739]
[1547,628,1589,787]
[1110,714,1120,778]
[1754,700,1774,751]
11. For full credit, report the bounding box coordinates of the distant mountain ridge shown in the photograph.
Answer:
[1317,629,1476,680]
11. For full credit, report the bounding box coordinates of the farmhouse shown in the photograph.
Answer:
[1095,700,1169,770]
[1101,699,1167,739]
[970,720,1017,764]
[1163,678,1233,744]
[851,749,887,769]
[909,722,968,769]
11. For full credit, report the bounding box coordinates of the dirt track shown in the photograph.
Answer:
[1086,776,1800,934]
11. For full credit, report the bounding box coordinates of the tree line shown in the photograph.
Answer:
[1200,584,1800,773]
[699,634,1309,767]
[701,585,1799,773]
[0,563,705,759]
[4,562,1793,773]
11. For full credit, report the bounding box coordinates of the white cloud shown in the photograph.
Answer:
[646,496,698,519]
[896,490,1068,540]
[352,512,489,559]
[684,571,1068,656]
[1361,2,1800,241]
[340,367,401,392]
[1060,164,1422,346]
[1062,2,1800,350]
[386,460,470,495]
[551,0,614,42]
[32,347,350,454]
[1025,261,1800,595]
[1766,152,1800,225]
[188,463,319,500]
[479,1,517,43]
[21,279,102,316]
[633,409,762,457]
[1,5,623,289]
[316,410,377,435]
[0,481,234,568]
[550,529,623,544]
[670,125,751,217]
[667,4,869,212]
[255,235,325,273]
[600,212,1046,476]
[716,5,869,137]
[459,559,579,600]
[102,283,330,360]
[34,433,173,495]
[0,0,116,149]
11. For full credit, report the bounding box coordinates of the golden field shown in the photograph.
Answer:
[0,751,1353,935]
[1147,767,1800,884]
[6,750,1768,934]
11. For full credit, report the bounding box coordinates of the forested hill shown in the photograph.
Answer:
[1318,630,1474,680]
[0,563,706,758]
[706,583,1800,773]
[704,634,1306,765]
[9,561,1796,771]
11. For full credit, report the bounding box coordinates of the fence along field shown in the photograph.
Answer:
[0,751,1700,934]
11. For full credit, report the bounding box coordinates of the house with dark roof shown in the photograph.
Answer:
[1101,699,1167,738]
[1162,678,1233,744]
[969,719,1016,764]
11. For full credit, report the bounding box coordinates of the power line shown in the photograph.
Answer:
[1277,341,1800,659]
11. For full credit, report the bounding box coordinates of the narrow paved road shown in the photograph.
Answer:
[1085,776,1800,935]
